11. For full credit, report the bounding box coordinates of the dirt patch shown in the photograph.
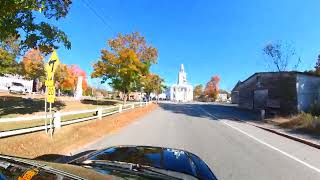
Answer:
[0,104,158,159]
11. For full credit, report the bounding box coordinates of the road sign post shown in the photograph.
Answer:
[45,87,47,134]
[44,50,60,136]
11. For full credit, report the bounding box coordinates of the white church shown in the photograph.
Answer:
[166,64,193,102]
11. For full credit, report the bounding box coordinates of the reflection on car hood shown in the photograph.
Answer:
[0,155,111,180]
[71,145,217,180]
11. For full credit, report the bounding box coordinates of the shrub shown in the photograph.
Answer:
[309,104,320,116]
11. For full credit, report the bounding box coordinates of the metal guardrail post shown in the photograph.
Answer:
[140,102,143,107]
[53,112,61,129]
[131,104,135,109]
[97,107,102,120]
[119,104,123,113]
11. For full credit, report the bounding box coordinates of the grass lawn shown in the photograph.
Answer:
[1,112,98,131]
[0,93,130,118]
[0,95,137,131]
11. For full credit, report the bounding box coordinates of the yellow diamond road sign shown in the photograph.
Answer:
[45,80,54,87]
[45,50,60,80]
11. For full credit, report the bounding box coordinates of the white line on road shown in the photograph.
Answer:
[198,106,320,174]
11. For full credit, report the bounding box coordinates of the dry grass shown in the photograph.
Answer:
[277,113,320,135]
[0,104,158,159]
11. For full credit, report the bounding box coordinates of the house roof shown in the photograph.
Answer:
[231,81,242,92]
[231,71,320,92]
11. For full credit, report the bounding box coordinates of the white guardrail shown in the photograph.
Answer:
[0,101,153,138]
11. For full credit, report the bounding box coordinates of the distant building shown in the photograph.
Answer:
[231,72,320,114]
[0,74,33,92]
[119,92,145,101]
[150,92,166,100]
[166,64,193,102]
[217,93,228,102]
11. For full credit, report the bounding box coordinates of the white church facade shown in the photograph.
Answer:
[166,64,193,102]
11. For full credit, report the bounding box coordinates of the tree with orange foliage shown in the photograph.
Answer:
[21,49,45,81]
[21,49,46,91]
[55,63,68,90]
[91,32,158,104]
[204,76,220,101]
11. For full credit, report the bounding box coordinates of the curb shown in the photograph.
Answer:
[233,118,320,150]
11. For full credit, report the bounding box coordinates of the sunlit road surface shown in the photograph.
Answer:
[77,102,320,180]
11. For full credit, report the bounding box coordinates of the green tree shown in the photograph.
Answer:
[193,84,203,100]
[0,36,20,75]
[143,74,165,101]
[0,0,72,54]
[91,32,158,104]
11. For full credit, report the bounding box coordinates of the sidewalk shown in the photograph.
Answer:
[247,120,320,148]
[211,104,320,148]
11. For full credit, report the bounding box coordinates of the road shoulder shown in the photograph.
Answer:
[0,103,158,160]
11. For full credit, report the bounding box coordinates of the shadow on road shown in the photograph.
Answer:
[158,102,259,122]
[159,102,320,145]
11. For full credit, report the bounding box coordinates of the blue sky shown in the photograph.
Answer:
[51,0,320,91]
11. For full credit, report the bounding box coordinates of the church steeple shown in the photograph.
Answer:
[180,64,185,72]
[178,64,187,85]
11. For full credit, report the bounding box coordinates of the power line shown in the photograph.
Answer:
[79,0,115,34]
[86,0,114,24]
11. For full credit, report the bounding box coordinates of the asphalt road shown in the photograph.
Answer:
[76,102,320,180]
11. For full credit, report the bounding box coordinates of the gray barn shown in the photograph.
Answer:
[231,72,320,114]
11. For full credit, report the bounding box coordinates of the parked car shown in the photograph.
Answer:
[8,82,28,94]
[0,146,217,180]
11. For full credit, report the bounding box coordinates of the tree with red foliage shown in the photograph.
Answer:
[55,64,88,94]
[69,64,88,91]
[204,76,220,101]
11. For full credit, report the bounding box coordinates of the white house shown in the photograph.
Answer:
[217,93,228,102]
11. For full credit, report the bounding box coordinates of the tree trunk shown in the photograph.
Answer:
[32,79,37,92]
[123,93,127,104]
[146,93,150,102]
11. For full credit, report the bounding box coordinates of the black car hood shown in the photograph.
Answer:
[71,145,217,180]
